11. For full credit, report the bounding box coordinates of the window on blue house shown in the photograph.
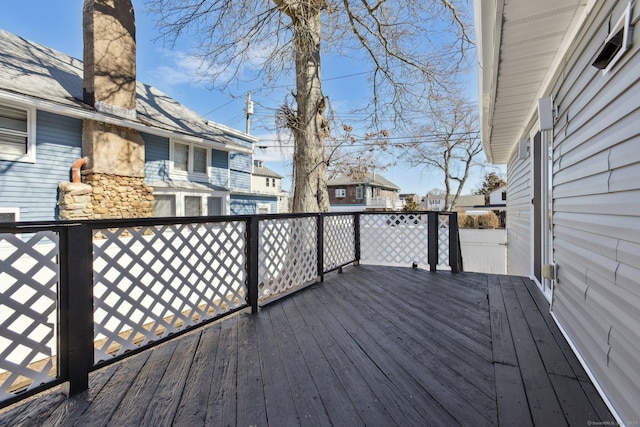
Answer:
[0,208,19,222]
[171,139,209,178]
[0,104,35,163]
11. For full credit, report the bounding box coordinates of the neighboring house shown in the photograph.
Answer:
[476,0,639,423]
[488,185,506,206]
[423,193,484,212]
[0,13,275,221]
[249,160,289,214]
[327,172,402,212]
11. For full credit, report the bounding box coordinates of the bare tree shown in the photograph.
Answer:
[399,93,483,211]
[146,0,472,212]
[325,124,392,180]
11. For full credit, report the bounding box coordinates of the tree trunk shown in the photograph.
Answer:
[288,1,330,213]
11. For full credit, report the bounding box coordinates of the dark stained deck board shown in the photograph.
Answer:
[205,312,239,426]
[364,267,494,366]
[320,272,488,426]
[264,305,332,427]
[327,268,497,423]
[370,268,494,362]
[40,357,122,427]
[236,313,268,427]
[105,336,182,426]
[279,295,365,426]
[521,277,592,382]
[140,331,200,427]
[488,274,519,366]
[292,284,422,426]
[254,308,301,426]
[0,266,616,426]
[499,275,568,427]
[171,322,222,426]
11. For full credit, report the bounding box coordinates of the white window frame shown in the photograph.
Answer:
[153,190,230,218]
[0,103,36,163]
[256,203,271,214]
[169,139,210,180]
[355,186,364,200]
[335,188,346,198]
[0,207,20,222]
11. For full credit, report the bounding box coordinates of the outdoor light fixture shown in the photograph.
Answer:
[592,1,634,71]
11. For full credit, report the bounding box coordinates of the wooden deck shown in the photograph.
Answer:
[1,265,614,426]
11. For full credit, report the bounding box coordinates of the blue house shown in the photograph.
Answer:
[0,25,277,222]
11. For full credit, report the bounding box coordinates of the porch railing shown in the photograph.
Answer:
[0,211,460,408]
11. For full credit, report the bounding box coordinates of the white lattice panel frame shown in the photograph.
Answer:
[323,215,356,272]
[258,217,318,301]
[359,214,429,268]
[92,221,247,362]
[438,215,451,270]
[0,232,58,402]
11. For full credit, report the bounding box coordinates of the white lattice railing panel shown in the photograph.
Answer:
[360,214,429,268]
[92,221,247,362]
[324,215,356,271]
[0,232,58,402]
[258,217,317,300]
[438,215,451,270]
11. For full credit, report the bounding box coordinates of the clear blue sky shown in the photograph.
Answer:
[0,1,500,195]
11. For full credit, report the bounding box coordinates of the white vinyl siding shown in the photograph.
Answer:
[543,1,640,423]
[506,148,532,277]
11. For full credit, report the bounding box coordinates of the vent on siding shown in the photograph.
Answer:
[592,1,634,71]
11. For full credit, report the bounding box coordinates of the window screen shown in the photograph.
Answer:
[0,105,28,156]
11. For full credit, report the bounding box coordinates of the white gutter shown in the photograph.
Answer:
[0,90,254,155]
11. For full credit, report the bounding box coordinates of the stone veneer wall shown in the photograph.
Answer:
[58,182,94,220]
[84,173,153,219]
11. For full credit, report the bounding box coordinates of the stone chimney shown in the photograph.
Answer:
[83,0,137,119]
[78,0,153,219]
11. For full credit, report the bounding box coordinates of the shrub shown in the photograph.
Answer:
[458,211,500,228]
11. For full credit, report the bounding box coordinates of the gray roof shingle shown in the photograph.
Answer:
[0,29,251,150]
[327,172,401,191]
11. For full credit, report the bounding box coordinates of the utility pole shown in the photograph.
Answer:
[245,92,254,134]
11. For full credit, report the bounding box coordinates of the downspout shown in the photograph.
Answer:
[71,157,89,183]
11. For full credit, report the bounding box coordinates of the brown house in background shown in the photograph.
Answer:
[327,172,402,212]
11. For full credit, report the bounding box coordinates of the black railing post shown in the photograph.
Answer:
[428,212,438,271]
[354,213,361,265]
[59,223,93,396]
[448,212,462,273]
[317,214,324,282]
[246,216,259,314]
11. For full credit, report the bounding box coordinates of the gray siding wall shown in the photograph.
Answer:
[230,195,277,215]
[547,1,640,422]
[506,150,532,276]
[0,111,82,221]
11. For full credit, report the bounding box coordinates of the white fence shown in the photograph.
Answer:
[459,229,507,274]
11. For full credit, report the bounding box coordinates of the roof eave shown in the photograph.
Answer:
[0,89,253,155]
